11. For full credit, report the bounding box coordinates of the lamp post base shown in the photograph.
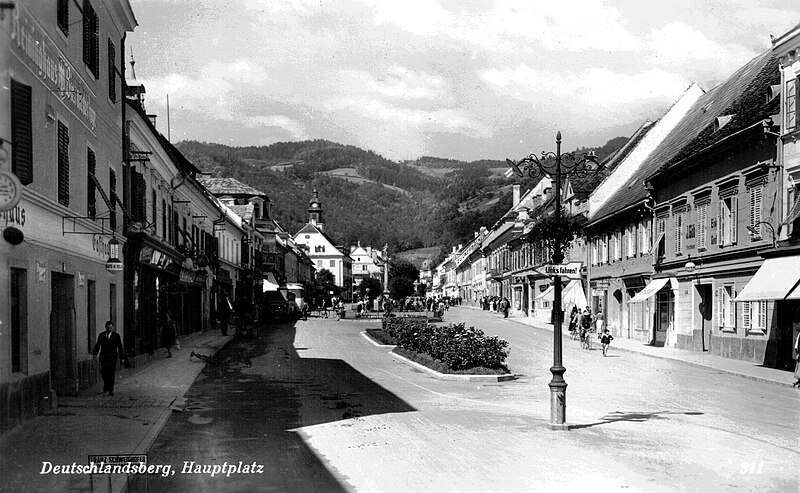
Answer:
[548,367,568,431]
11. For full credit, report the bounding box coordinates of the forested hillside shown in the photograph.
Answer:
[176,137,626,259]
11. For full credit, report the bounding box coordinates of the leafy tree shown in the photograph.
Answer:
[357,277,383,303]
[314,269,337,296]
[389,277,415,300]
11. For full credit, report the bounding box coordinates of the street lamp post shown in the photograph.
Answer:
[506,131,599,431]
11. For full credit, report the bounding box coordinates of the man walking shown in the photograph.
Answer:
[92,321,127,396]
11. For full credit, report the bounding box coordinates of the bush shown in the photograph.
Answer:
[382,318,509,371]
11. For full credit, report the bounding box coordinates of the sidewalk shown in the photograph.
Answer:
[461,305,796,388]
[0,330,233,493]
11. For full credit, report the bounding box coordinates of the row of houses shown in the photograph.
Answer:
[432,24,800,372]
[0,0,320,433]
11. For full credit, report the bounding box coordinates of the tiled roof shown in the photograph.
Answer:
[591,49,775,224]
[198,177,267,197]
[228,204,253,222]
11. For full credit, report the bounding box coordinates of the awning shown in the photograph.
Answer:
[536,285,554,301]
[262,272,281,291]
[562,280,587,310]
[629,278,671,302]
[735,257,800,301]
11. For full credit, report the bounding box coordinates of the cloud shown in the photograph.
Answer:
[245,115,309,140]
[646,22,729,64]
[481,64,689,125]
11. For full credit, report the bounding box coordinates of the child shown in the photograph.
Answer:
[599,328,614,357]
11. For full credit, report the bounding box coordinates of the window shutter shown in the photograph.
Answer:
[57,0,69,35]
[87,148,96,218]
[674,213,682,254]
[152,189,157,226]
[731,197,737,244]
[728,287,736,328]
[57,121,70,206]
[109,168,117,230]
[750,187,762,236]
[698,204,707,250]
[758,301,767,329]
[718,201,725,246]
[11,80,33,185]
[108,39,116,102]
[742,301,751,330]
[717,287,725,328]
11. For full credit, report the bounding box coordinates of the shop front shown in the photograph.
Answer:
[628,277,677,346]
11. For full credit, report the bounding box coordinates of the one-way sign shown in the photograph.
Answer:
[536,262,583,279]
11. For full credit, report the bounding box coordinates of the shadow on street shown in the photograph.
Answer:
[130,319,416,492]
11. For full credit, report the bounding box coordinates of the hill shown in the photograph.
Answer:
[175,137,626,257]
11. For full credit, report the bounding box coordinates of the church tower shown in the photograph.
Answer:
[308,188,325,231]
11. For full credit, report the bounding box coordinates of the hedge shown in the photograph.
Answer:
[382,317,509,371]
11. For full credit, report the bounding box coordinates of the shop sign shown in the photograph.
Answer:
[1,205,26,227]
[179,268,195,284]
[11,5,97,131]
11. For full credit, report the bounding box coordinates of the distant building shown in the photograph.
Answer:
[350,242,386,287]
[293,189,353,297]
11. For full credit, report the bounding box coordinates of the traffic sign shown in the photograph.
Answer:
[536,262,583,279]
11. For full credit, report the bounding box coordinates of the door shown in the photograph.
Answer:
[654,289,671,347]
[50,272,76,395]
[698,284,712,352]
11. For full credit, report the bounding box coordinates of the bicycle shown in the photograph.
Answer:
[580,329,595,350]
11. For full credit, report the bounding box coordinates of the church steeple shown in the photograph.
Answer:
[308,188,324,231]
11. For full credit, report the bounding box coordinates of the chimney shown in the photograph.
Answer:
[458,244,463,250]
[513,184,521,207]
[452,246,457,253]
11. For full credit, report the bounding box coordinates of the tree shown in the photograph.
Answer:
[314,269,337,299]
[358,277,383,303]
[388,260,420,300]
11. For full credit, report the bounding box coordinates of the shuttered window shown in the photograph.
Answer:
[749,186,763,240]
[697,203,708,250]
[131,170,146,222]
[11,79,33,185]
[674,212,683,255]
[83,0,99,78]
[108,39,117,102]
[57,121,70,206]
[152,189,157,226]
[87,148,96,218]
[743,300,767,332]
[58,0,69,35]
[162,200,167,239]
[718,196,738,246]
[788,78,797,132]
[109,168,117,230]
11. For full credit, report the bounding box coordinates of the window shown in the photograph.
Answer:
[109,168,117,229]
[591,240,598,266]
[749,186,763,240]
[612,232,620,261]
[107,39,117,102]
[639,220,651,254]
[657,216,666,237]
[697,203,708,250]
[152,189,157,226]
[627,224,636,258]
[718,195,737,246]
[11,79,33,185]
[717,285,736,331]
[87,280,96,353]
[57,121,70,207]
[11,268,28,373]
[601,236,609,264]
[330,260,335,268]
[161,199,167,239]
[83,0,99,78]
[87,148,96,218]
[674,211,683,255]
[787,78,797,132]
[317,260,323,268]
[58,0,69,35]
[742,300,767,333]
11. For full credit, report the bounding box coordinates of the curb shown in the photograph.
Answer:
[503,316,795,389]
[116,333,235,493]
[389,350,517,383]
[360,331,396,348]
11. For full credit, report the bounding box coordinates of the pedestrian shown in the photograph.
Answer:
[92,321,128,396]
[160,311,177,358]
[599,328,614,357]
[501,297,510,318]
[580,308,593,349]
[568,306,580,339]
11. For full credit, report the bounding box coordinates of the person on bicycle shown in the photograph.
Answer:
[580,308,593,349]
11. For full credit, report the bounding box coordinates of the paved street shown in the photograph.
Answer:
[129,307,799,492]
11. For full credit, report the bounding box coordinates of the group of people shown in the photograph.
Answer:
[568,306,614,356]
[480,296,511,318]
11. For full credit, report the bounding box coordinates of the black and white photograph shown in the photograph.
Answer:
[1,0,799,491]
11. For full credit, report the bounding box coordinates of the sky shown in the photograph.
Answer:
[127,0,799,162]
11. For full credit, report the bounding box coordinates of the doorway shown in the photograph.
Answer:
[654,288,672,347]
[50,272,76,395]
[697,284,712,352]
